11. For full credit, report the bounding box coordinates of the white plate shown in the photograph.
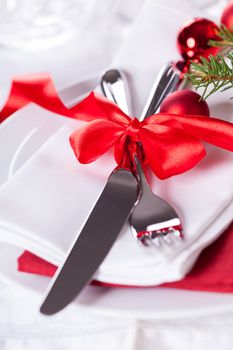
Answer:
[1,91,233,320]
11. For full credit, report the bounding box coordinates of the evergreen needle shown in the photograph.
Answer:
[187,52,233,99]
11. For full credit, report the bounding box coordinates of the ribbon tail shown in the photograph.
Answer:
[0,73,79,123]
[167,114,233,152]
[0,74,132,125]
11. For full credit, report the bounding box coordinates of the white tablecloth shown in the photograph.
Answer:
[2,281,233,350]
[1,0,233,349]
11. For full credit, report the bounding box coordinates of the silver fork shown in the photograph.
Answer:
[101,64,183,247]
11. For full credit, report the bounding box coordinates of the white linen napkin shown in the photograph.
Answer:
[0,0,232,286]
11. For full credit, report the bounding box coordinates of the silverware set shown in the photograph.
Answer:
[40,62,184,315]
[101,66,182,247]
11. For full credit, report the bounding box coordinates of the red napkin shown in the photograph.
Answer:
[17,221,233,292]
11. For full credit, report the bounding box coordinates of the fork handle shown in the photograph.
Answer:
[139,61,181,121]
[101,64,182,192]
[135,62,181,191]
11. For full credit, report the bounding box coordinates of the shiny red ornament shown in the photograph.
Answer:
[221,1,233,28]
[160,90,210,116]
[177,18,221,63]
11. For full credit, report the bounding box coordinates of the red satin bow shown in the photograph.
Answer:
[1,73,233,179]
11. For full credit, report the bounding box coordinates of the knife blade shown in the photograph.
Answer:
[40,168,138,315]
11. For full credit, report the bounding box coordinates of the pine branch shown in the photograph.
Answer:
[209,25,233,49]
[187,52,233,99]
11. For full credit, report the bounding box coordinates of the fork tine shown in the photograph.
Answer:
[174,229,183,240]
[151,227,183,246]
[150,234,163,248]
[138,227,183,247]
[151,231,168,248]
[161,232,174,245]
[139,232,152,246]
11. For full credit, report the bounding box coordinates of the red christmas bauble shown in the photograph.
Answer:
[177,18,220,63]
[221,1,233,28]
[160,90,210,116]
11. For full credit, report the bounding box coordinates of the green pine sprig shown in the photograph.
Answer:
[209,25,233,49]
[186,24,233,99]
[187,52,233,99]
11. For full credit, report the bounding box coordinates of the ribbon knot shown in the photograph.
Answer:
[125,118,141,142]
[69,92,233,179]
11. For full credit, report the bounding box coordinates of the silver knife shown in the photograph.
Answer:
[40,168,138,315]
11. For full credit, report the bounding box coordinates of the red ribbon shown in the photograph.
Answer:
[1,73,233,179]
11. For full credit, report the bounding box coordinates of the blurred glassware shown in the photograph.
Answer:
[0,0,94,50]
[0,0,143,51]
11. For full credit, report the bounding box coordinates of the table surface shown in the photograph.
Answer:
[0,1,233,349]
